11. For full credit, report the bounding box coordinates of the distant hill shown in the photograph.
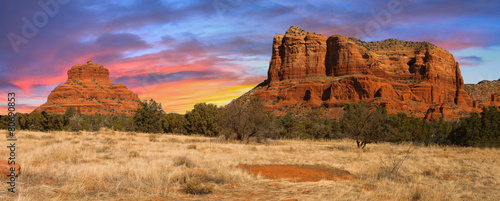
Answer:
[465,79,500,108]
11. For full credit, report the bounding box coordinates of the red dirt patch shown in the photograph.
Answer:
[363,186,375,191]
[238,164,355,182]
[39,179,55,183]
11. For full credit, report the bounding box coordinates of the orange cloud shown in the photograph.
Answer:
[0,105,38,115]
[11,73,67,94]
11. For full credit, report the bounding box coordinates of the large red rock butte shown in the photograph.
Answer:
[33,61,140,115]
[248,26,488,119]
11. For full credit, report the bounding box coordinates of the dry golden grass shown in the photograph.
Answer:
[0,129,499,200]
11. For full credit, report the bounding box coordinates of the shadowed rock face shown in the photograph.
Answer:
[250,26,484,119]
[33,61,140,115]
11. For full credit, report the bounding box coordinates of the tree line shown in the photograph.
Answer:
[1,99,498,148]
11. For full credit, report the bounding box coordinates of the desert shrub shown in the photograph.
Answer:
[303,118,341,139]
[389,113,413,142]
[389,113,432,144]
[449,106,500,147]
[44,112,66,131]
[387,113,456,145]
[173,156,195,167]
[128,151,139,158]
[68,114,85,131]
[184,177,215,195]
[422,169,434,177]
[277,112,306,139]
[326,119,343,139]
[101,114,134,131]
[162,113,188,134]
[378,147,414,180]
[341,103,393,148]
[220,97,272,142]
[134,99,164,133]
[175,169,223,195]
[430,117,453,145]
[81,114,104,131]
[271,113,342,140]
[0,115,10,130]
[26,112,47,131]
[185,103,222,136]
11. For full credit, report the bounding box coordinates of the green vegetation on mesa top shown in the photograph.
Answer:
[348,37,437,51]
[2,99,499,148]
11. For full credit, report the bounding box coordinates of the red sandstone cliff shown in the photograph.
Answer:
[33,61,140,115]
[250,26,479,119]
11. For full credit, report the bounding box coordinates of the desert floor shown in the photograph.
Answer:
[0,129,499,201]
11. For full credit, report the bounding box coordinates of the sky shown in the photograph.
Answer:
[0,0,499,114]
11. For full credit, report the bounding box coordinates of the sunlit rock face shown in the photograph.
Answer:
[33,60,140,115]
[250,26,480,119]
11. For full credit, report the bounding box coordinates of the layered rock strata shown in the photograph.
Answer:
[250,26,478,119]
[33,61,140,115]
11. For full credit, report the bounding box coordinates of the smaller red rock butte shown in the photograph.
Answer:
[248,26,497,119]
[33,60,140,115]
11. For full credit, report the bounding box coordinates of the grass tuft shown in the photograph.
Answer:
[173,156,195,168]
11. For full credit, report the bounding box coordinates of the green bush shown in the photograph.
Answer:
[220,97,272,142]
[278,112,306,139]
[133,99,164,133]
[341,103,393,148]
[449,106,500,147]
[162,113,188,134]
[185,103,222,136]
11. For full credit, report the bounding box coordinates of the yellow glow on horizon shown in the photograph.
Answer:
[135,79,260,114]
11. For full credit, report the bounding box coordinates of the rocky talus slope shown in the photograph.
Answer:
[465,79,500,108]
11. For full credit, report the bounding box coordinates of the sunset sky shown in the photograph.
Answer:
[1,0,499,114]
